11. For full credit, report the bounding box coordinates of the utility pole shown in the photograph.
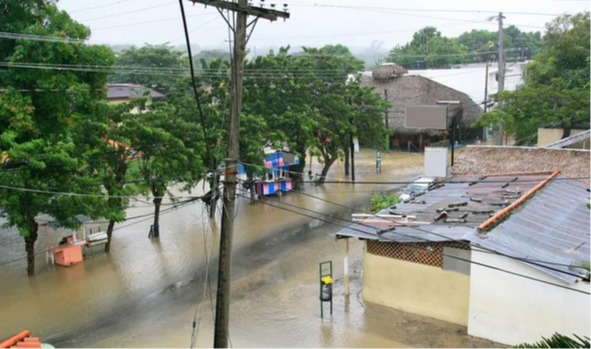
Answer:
[384,89,390,152]
[483,61,490,142]
[494,12,506,146]
[349,97,356,182]
[187,1,289,347]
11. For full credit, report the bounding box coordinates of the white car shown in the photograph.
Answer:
[400,177,435,201]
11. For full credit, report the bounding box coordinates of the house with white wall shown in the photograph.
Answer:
[337,170,590,346]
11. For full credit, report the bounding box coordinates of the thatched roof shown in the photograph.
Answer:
[372,64,408,81]
[361,73,483,136]
[453,146,591,178]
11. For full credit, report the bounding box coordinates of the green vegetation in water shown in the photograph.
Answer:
[587,203,590,209]
[579,260,590,273]
[513,333,590,348]
[370,194,400,213]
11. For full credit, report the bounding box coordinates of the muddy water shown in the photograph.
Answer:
[0,150,424,347]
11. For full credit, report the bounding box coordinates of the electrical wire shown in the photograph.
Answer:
[242,186,589,280]
[0,198,200,268]
[67,0,135,14]
[291,189,591,277]
[235,192,590,295]
[78,1,178,22]
[0,183,204,200]
[287,1,563,17]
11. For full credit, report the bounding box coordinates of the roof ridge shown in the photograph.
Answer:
[477,169,561,233]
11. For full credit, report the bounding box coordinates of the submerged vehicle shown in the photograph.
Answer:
[399,177,435,201]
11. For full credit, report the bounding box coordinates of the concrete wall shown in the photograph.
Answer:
[468,252,591,345]
[538,128,590,149]
[363,249,470,326]
[108,98,152,114]
[424,147,449,178]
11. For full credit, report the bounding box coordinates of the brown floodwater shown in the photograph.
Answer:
[1,150,430,347]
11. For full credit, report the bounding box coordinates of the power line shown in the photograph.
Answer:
[67,0,135,14]
[239,184,589,280]
[92,13,216,31]
[0,198,199,267]
[287,3,547,30]
[290,190,590,279]
[78,1,178,22]
[288,1,563,17]
[0,183,203,200]
[236,193,590,295]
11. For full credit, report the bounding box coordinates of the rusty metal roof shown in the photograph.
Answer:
[335,173,590,283]
[336,174,545,242]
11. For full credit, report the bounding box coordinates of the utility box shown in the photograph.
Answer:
[424,147,449,178]
[53,244,84,267]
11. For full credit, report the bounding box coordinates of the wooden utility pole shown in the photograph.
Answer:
[494,12,506,146]
[384,89,390,152]
[483,61,490,141]
[187,1,289,347]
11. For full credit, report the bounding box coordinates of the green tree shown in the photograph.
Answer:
[388,27,469,68]
[475,12,590,144]
[0,1,115,275]
[123,102,206,238]
[244,45,387,185]
[71,100,144,252]
[108,44,187,94]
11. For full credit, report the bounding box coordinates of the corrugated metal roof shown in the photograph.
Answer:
[107,84,165,100]
[335,174,542,242]
[335,173,590,283]
[466,176,591,283]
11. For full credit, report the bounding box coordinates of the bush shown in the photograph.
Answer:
[370,194,400,213]
[514,333,590,348]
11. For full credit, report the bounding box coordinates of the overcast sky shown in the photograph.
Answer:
[58,0,590,52]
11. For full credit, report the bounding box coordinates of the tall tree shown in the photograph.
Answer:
[475,13,590,144]
[0,1,115,275]
[388,27,469,68]
[123,102,206,238]
[108,44,187,94]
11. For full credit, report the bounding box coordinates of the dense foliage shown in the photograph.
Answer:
[475,13,590,144]
[370,194,400,213]
[0,0,115,275]
[386,26,541,69]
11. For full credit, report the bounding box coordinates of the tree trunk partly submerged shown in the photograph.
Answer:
[24,221,39,277]
[317,157,337,185]
[152,197,162,238]
[104,219,116,253]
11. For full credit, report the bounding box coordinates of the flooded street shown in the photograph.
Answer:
[0,150,489,347]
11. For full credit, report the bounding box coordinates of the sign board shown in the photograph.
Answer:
[405,106,448,130]
[424,147,448,178]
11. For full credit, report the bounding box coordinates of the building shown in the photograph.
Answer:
[106,84,165,112]
[336,171,590,346]
[361,64,483,151]
[538,128,590,150]
[408,62,527,106]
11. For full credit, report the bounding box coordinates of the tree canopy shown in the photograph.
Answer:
[386,25,542,69]
[0,0,115,275]
[475,12,590,144]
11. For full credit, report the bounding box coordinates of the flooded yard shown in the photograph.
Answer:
[0,150,497,347]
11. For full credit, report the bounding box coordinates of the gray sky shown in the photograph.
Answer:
[58,0,590,52]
